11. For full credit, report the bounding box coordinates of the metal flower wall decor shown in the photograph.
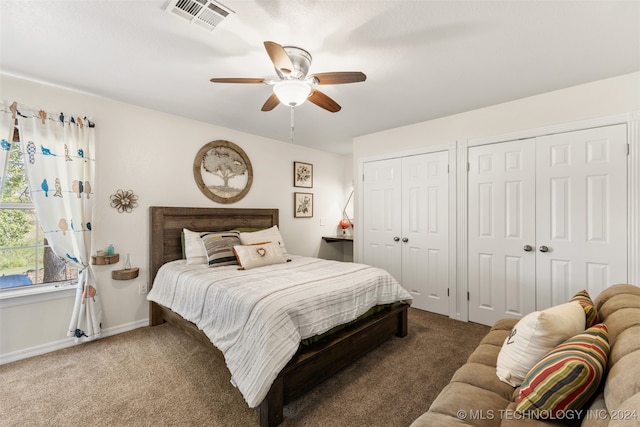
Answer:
[110,189,138,213]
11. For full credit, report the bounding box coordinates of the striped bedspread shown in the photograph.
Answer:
[147,256,412,408]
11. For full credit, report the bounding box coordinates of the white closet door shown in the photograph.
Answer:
[535,124,628,308]
[402,152,449,314]
[362,158,402,282]
[468,139,537,326]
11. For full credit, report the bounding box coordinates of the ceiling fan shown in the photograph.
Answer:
[210,41,366,113]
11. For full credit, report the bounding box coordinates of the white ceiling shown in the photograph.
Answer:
[1,1,639,155]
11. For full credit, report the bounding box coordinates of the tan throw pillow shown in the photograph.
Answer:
[239,225,287,255]
[233,242,286,270]
[496,301,586,387]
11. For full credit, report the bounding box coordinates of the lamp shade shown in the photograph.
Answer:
[339,219,351,230]
[273,80,311,106]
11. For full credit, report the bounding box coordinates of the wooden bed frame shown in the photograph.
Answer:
[148,206,409,427]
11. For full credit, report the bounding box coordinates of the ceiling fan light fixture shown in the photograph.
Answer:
[273,80,311,107]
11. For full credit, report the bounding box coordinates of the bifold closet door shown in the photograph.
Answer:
[468,124,628,326]
[363,152,450,315]
[535,124,628,309]
[362,158,403,282]
[401,151,449,314]
[468,139,537,326]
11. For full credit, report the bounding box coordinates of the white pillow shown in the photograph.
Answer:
[183,228,207,265]
[233,242,286,270]
[496,301,586,387]
[239,225,287,255]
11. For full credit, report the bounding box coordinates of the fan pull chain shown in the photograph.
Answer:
[290,106,295,144]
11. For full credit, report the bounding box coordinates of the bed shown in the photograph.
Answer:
[148,206,411,427]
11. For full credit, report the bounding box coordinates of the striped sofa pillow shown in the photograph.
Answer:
[570,290,600,328]
[516,323,609,418]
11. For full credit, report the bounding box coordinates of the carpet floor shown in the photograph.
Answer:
[0,308,489,427]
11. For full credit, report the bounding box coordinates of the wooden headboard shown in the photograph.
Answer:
[148,206,279,287]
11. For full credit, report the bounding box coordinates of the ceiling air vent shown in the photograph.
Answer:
[163,0,234,31]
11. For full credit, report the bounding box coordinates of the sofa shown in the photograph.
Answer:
[411,284,640,427]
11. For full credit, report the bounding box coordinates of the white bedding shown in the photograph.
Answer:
[147,255,412,408]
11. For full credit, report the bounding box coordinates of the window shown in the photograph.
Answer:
[0,128,77,290]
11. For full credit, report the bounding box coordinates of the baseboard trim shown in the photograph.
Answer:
[0,318,149,365]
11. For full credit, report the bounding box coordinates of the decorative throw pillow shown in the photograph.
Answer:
[201,232,241,267]
[570,290,599,328]
[496,301,586,387]
[239,225,288,255]
[233,242,286,270]
[183,228,208,265]
[516,323,609,418]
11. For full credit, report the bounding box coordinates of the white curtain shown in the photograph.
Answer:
[0,102,17,196]
[15,104,101,343]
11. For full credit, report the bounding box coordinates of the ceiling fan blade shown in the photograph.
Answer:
[264,41,294,75]
[261,93,280,111]
[310,72,366,85]
[308,89,341,113]
[210,78,266,84]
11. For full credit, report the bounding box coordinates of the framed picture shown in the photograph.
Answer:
[294,192,313,218]
[193,140,253,204]
[293,161,313,188]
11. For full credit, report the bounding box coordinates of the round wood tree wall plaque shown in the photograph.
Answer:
[193,140,253,204]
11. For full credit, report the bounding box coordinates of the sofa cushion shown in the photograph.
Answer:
[594,284,640,318]
[410,411,474,427]
[468,321,517,367]
[570,289,599,328]
[608,392,640,427]
[496,301,586,387]
[468,343,504,368]
[601,308,640,346]
[427,381,510,427]
[452,363,515,401]
[501,402,567,426]
[515,324,609,418]
[603,349,640,411]
[608,325,640,367]
[581,392,609,427]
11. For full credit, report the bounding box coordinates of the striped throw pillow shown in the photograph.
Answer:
[201,232,240,267]
[570,290,600,328]
[516,323,609,418]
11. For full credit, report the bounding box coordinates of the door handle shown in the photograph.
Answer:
[539,245,549,253]
[523,245,533,252]
[393,236,400,242]
[402,237,409,243]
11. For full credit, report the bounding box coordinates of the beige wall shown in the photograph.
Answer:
[2,71,638,361]
[354,72,640,160]
[0,74,350,360]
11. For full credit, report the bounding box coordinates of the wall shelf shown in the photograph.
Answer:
[91,253,120,265]
[322,235,353,243]
[112,267,139,280]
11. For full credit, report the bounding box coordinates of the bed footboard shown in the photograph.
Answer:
[258,301,409,427]
[151,300,409,427]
